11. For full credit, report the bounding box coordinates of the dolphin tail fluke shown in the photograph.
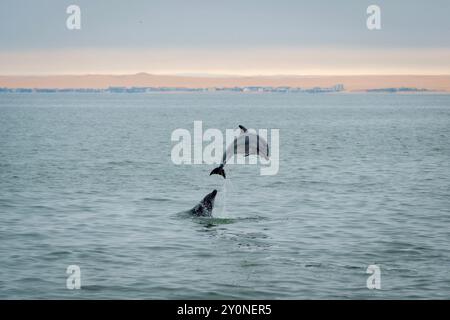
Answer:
[210,165,226,179]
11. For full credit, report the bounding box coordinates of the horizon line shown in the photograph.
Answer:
[2,73,450,77]
[2,74,449,92]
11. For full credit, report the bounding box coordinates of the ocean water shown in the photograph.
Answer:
[0,92,449,299]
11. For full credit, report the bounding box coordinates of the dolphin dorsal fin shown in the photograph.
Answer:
[239,125,248,134]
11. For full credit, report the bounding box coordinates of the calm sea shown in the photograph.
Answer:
[0,92,449,299]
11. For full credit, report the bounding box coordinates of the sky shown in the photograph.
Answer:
[0,0,449,75]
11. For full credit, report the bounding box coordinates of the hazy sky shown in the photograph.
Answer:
[1,0,449,75]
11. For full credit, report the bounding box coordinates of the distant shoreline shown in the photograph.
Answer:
[1,86,448,94]
[1,74,449,93]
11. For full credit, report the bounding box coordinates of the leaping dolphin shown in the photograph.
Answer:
[189,189,217,217]
[210,125,269,178]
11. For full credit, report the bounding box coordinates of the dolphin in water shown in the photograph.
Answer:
[189,189,217,217]
[210,125,269,178]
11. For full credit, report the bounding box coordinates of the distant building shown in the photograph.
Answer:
[0,83,349,94]
[108,87,127,93]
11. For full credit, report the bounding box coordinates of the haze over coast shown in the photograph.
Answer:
[1,74,449,92]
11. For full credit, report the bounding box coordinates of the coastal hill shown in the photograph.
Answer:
[0,74,449,92]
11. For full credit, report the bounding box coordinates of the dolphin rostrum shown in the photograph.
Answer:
[190,189,217,217]
[210,125,269,179]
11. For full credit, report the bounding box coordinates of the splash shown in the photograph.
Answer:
[220,177,228,216]
[220,176,233,217]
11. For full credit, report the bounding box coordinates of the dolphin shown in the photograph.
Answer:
[189,189,217,217]
[210,125,269,178]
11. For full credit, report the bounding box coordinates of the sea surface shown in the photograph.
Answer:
[0,92,449,299]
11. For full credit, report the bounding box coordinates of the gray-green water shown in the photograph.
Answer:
[0,93,449,299]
